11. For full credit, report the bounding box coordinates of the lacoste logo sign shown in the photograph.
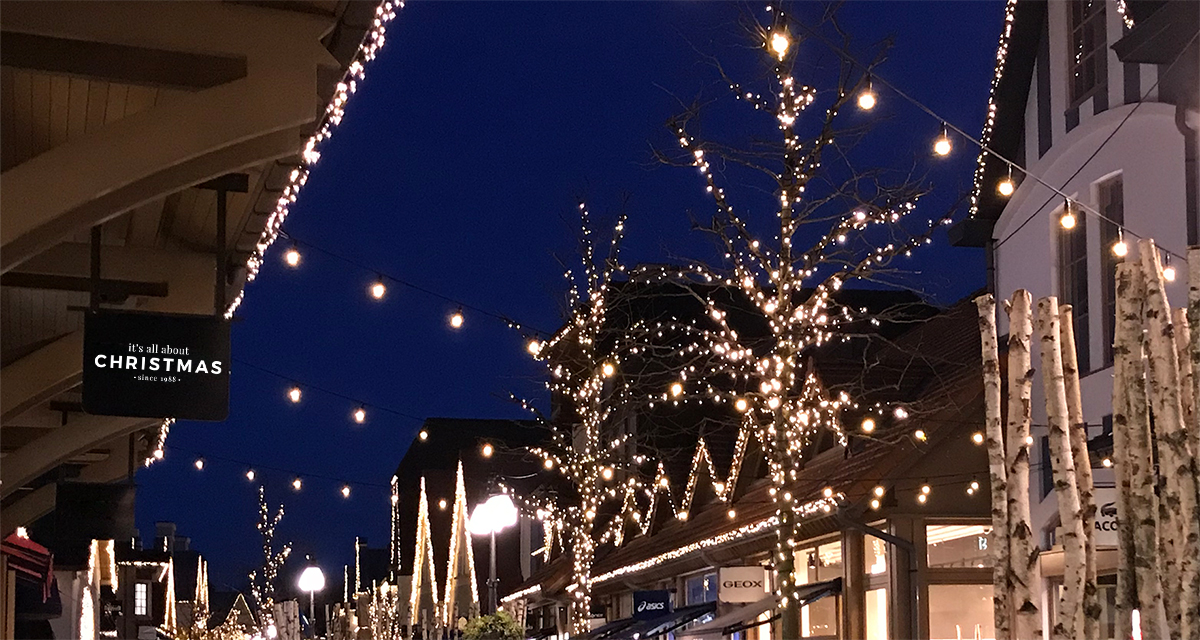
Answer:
[637,601,665,612]
[722,580,764,589]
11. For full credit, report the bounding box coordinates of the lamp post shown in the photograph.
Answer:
[298,556,325,637]
[469,493,519,614]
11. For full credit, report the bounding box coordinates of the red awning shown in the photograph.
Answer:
[2,533,54,601]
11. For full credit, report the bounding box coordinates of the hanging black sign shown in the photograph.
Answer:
[82,310,230,421]
[632,590,672,620]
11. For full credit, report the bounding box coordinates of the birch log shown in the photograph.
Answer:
[1174,308,1197,460]
[1058,304,1098,640]
[1005,290,1039,639]
[1035,298,1085,640]
[1115,263,1167,640]
[1138,239,1200,640]
[977,294,1010,640]
[1110,381,1134,640]
[1190,248,1200,437]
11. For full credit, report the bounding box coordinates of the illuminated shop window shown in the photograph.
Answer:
[928,584,995,640]
[926,524,993,568]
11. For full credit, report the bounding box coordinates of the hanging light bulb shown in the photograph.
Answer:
[292,477,302,491]
[735,398,748,412]
[288,386,302,403]
[857,78,876,111]
[873,485,885,498]
[870,498,881,510]
[822,486,834,498]
[1112,230,1128,257]
[370,278,386,300]
[769,30,790,59]
[1163,254,1176,281]
[914,429,927,441]
[341,485,351,498]
[917,493,928,504]
[450,309,464,329]
[527,339,541,356]
[1060,201,1077,229]
[727,508,737,519]
[481,442,494,458]
[602,362,615,377]
[284,245,301,267]
[933,125,952,156]
[921,484,931,495]
[419,429,429,441]
[972,432,985,445]
[997,166,1015,197]
[860,417,876,433]
[353,406,366,424]
[246,469,256,481]
[969,479,981,492]
[194,458,205,470]
[544,458,554,470]
[670,382,683,397]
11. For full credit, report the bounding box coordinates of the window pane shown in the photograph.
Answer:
[865,536,888,575]
[928,584,995,640]
[866,588,888,640]
[801,597,838,638]
[926,525,993,568]
[816,542,841,582]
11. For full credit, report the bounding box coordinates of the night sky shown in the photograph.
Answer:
[135,1,1004,593]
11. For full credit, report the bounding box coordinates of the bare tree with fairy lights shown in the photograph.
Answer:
[638,7,963,637]
[248,485,292,631]
[506,202,675,635]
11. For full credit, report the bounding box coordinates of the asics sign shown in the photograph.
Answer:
[632,591,671,620]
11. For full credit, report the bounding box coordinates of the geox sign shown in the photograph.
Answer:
[719,566,768,603]
[83,310,230,421]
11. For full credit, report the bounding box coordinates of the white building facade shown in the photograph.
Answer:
[951,1,1198,637]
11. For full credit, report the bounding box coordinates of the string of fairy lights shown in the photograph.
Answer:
[146,2,1156,576]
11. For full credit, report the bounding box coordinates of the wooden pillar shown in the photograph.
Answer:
[841,529,866,639]
[888,516,923,640]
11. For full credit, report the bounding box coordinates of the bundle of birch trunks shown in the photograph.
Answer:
[976,240,1200,640]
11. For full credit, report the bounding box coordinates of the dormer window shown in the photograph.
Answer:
[1069,0,1108,104]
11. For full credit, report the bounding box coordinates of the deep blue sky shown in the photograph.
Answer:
[136,1,1003,592]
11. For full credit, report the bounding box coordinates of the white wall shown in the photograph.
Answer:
[993,100,1189,549]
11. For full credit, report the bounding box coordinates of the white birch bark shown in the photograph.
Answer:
[1190,248,1200,439]
[1110,371,1134,640]
[1114,262,1168,640]
[1035,297,1085,640]
[977,294,1010,640]
[1173,308,1197,459]
[1005,290,1038,639]
[1058,304,1098,640]
[1138,239,1200,640]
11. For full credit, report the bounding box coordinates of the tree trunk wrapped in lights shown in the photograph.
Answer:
[642,11,962,636]
[248,486,292,633]
[506,205,650,636]
[1035,297,1085,640]
[1137,239,1200,640]
[1004,290,1039,639]
[976,294,1010,640]
[1057,304,1098,639]
[1112,262,1167,640]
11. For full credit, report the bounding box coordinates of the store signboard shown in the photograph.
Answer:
[719,566,768,603]
[1094,487,1118,548]
[632,590,671,620]
[83,310,230,421]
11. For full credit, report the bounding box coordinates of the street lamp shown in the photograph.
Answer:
[469,493,519,614]
[298,557,325,636]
